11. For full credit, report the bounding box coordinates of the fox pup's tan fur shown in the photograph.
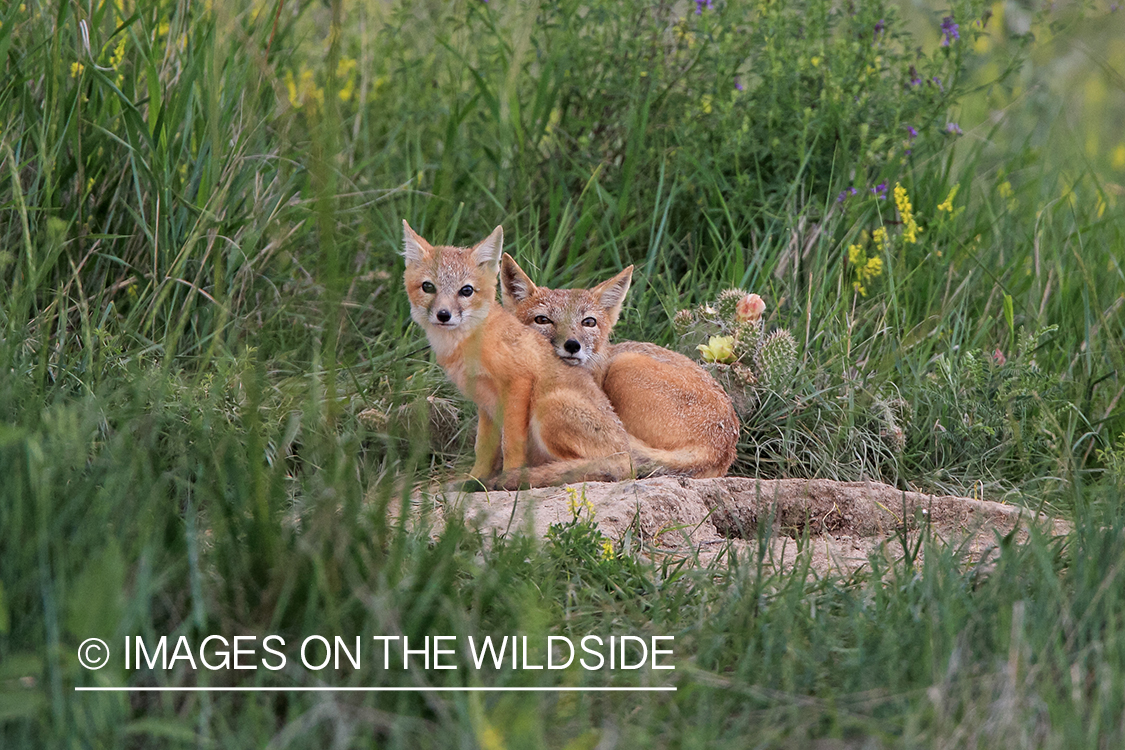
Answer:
[402,222,636,490]
[501,255,739,478]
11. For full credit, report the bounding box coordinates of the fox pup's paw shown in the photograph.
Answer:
[447,476,490,494]
[490,469,533,491]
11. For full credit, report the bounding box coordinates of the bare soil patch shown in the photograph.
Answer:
[413,477,1069,576]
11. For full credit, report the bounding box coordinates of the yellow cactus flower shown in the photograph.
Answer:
[697,335,736,364]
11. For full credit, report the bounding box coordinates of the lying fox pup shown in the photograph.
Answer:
[501,255,739,478]
[402,222,638,490]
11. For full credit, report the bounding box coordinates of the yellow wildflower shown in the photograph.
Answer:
[700,94,713,115]
[109,36,127,68]
[284,71,299,107]
[336,58,359,103]
[338,78,355,102]
[336,57,357,79]
[851,252,884,297]
[566,487,594,518]
[894,183,920,244]
[848,243,863,265]
[937,184,959,212]
[903,222,919,244]
[285,68,324,110]
[477,723,505,750]
[997,181,1013,199]
[1113,144,1125,171]
[600,540,615,560]
[873,226,888,253]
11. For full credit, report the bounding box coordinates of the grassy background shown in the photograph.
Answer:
[2,0,1125,746]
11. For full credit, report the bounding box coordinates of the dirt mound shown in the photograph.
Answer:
[415,477,1069,575]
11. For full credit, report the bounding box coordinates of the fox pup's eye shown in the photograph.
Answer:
[421,281,436,294]
[459,285,474,297]
[534,315,552,326]
[582,317,597,327]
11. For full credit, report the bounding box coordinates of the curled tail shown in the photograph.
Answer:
[490,451,659,490]
[626,436,732,479]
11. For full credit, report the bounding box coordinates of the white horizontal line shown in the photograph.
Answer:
[75,686,675,693]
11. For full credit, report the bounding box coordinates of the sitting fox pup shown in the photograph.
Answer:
[402,222,635,490]
[501,255,739,478]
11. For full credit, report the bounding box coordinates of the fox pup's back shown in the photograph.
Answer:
[501,255,739,478]
[402,223,633,489]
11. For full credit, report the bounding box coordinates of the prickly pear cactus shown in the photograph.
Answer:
[732,320,763,362]
[756,329,797,391]
[672,289,801,419]
[715,288,746,322]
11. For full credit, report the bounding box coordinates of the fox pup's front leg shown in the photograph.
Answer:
[469,410,502,481]
[499,377,533,471]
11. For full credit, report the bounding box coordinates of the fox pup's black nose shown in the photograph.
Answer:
[563,339,581,354]
[436,309,452,323]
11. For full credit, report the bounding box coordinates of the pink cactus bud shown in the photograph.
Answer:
[736,293,766,323]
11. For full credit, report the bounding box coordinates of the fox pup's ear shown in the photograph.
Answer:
[472,225,504,272]
[500,253,538,306]
[592,265,633,326]
[402,220,432,265]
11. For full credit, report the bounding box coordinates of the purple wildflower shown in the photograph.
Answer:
[837,187,859,203]
[906,125,918,139]
[1111,2,1119,10]
[695,0,713,14]
[871,182,888,200]
[946,122,962,135]
[931,76,944,91]
[941,16,960,46]
[873,18,886,38]
[734,77,744,92]
[908,66,923,86]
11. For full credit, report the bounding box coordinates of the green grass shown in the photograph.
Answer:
[2,0,1125,746]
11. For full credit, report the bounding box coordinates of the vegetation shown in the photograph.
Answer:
[1,0,1124,746]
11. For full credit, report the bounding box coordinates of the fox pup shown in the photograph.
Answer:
[402,222,636,490]
[500,255,739,478]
